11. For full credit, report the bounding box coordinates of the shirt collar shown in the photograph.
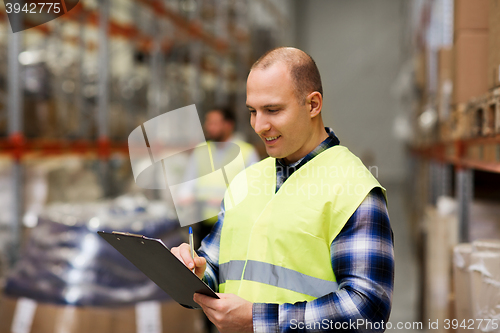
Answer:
[276,127,340,169]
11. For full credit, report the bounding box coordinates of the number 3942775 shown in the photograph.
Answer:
[444,319,499,330]
[5,3,62,14]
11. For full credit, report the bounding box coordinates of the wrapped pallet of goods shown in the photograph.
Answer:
[469,250,500,333]
[453,240,500,333]
[0,197,203,333]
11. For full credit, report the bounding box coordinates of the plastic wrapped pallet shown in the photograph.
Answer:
[3,196,183,306]
[469,251,500,333]
[0,196,203,332]
[453,243,474,333]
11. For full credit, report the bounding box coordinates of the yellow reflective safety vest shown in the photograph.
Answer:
[195,139,257,225]
[218,145,386,304]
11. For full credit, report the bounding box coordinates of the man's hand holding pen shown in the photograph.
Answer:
[170,242,254,333]
[171,243,206,279]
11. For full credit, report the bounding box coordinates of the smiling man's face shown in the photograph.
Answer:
[246,62,318,164]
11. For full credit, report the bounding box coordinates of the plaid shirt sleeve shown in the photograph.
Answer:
[197,188,394,333]
[197,201,225,291]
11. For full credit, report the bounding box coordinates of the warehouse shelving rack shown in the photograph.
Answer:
[411,84,500,243]
[0,0,291,265]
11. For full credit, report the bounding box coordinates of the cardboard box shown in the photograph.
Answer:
[0,296,203,333]
[488,0,500,89]
[469,251,500,333]
[454,0,489,31]
[453,32,489,104]
[453,243,473,333]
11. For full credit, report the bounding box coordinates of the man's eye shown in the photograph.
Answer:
[268,109,279,113]
[249,110,256,114]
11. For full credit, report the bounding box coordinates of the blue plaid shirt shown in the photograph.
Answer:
[198,127,394,332]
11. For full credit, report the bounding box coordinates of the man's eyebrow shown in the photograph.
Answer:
[246,104,284,109]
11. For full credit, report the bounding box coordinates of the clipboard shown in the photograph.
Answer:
[97,231,219,309]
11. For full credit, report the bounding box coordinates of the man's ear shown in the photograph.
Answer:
[306,91,323,118]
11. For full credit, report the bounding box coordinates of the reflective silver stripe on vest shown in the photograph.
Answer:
[219,260,246,284]
[219,260,338,298]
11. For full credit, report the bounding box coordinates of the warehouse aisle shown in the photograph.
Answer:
[386,182,423,332]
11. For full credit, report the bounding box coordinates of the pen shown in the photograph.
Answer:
[189,227,195,273]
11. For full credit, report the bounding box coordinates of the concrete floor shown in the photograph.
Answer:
[385,181,424,332]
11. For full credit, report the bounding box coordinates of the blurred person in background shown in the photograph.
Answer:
[185,107,259,243]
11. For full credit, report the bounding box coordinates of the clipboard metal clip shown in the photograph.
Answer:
[111,231,144,238]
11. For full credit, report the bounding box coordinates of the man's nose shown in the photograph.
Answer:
[253,112,271,134]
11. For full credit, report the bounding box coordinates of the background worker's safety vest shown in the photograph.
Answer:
[218,145,386,304]
[195,139,256,225]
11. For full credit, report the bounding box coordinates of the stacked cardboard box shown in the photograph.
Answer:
[438,0,489,140]
[453,0,489,105]
[0,296,203,333]
[488,0,500,89]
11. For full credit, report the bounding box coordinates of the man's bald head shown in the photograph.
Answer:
[250,47,323,104]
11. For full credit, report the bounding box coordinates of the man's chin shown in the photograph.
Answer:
[265,148,285,159]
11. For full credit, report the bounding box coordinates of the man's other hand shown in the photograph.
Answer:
[170,243,206,279]
[194,293,253,333]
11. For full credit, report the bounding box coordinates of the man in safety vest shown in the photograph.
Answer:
[172,47,394,333]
